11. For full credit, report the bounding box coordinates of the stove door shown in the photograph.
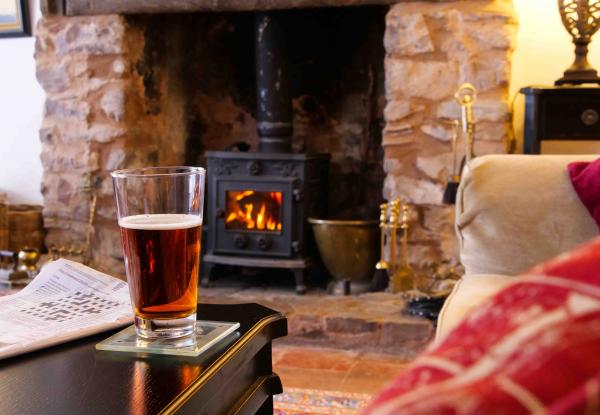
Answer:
[213,177,296,257]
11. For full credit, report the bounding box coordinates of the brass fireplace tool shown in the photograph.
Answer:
[442,83,477,205]
[456,83,477,164]
[49,172,98,265]
[441,119,460,204]
[375,198,461,310]
[376,198,416,293]
[375,202,390,272]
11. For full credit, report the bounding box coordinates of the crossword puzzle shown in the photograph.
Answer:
[20,291,121,323]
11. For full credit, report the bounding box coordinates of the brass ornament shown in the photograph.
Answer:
[0,248,41,286]
[17,248,41,278]
[556,0,600,85]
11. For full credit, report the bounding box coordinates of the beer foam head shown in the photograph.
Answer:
[119,214,202,230]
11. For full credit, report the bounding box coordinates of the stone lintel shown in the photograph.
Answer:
[43,0,399,16]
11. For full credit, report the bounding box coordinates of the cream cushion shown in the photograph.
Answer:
[456,154,598,276]
[436,273,513,341]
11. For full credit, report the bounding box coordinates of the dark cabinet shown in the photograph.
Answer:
[520,86,600,154]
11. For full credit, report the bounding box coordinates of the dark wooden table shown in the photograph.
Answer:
[0,303,287,415]
[520,86,600,154]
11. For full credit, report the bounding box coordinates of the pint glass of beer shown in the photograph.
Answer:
[111,167,205,339]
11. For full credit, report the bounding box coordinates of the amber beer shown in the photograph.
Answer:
[119,214,202,322]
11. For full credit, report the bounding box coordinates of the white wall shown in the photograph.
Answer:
[0,0,43,205]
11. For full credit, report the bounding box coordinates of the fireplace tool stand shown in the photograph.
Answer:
[203,12,330,294]
[375,199,460,323]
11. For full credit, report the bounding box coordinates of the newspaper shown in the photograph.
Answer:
[0,259,133,360]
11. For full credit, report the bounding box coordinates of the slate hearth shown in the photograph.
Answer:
[200,282,433,357]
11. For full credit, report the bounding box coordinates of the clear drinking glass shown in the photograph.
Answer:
[111,167,205,339]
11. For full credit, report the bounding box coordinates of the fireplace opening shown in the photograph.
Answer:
[225,190,283,233]
[128,6,387,220]
[167,6,388,293]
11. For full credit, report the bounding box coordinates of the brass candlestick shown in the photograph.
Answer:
[556,0,600,85]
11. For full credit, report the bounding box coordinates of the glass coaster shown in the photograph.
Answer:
[95,320,240,357]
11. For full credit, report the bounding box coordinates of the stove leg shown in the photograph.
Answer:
[201,262,215,288]
[293,269,307,295]
[343,279,351,296]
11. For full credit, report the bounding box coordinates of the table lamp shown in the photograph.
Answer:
[556,0,600,85]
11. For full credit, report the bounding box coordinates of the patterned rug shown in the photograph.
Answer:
[274,388,372,415]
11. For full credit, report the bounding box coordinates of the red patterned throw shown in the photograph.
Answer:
[363,237,600,415]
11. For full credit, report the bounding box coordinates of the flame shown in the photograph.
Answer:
[236,190,255,201]
[225,190,283,232]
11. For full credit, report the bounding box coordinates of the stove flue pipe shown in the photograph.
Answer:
[255,12,293,153]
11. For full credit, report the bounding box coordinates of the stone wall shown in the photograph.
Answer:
[34,0,516,276]
[35,16,188,275]
[382,0,516,269]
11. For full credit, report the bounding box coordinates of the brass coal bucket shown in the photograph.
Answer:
[308,218,379,295]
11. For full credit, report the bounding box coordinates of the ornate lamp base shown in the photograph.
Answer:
[556,1,600,86]
[555,67,600,86]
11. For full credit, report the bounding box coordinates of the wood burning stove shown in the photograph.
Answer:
[203,12,330,294]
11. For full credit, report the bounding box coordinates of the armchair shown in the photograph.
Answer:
[437,154,599,338]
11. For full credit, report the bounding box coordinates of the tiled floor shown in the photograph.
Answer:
[273,345,410,394]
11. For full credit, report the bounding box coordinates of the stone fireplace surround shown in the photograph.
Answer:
[35,0,516,277]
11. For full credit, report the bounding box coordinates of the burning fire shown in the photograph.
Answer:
[226,190,283,232]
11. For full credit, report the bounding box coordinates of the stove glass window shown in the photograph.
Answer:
[225,190,283,232]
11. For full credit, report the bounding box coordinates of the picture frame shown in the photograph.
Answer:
[0,0,31,38]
